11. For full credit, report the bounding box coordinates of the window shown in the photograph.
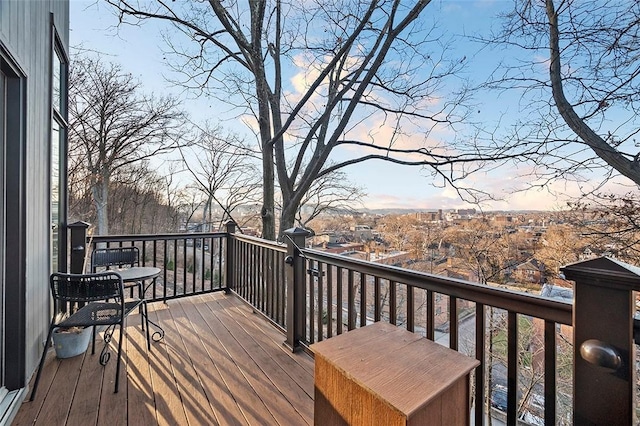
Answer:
[52,49,62,115]
[0,66,5,394]
[51,36,67,273]
[1,44,27,391]
[52,43,66,116]
[51,119,60,271]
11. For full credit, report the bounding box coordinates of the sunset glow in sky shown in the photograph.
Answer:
[69,0,625,212]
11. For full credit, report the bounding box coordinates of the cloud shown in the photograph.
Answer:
[334,114,456,164]
[362,185,568,212]
[357,159,636,212]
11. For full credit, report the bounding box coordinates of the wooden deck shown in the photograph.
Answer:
[13,292,314,425]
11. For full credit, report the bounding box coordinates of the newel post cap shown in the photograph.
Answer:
[561,256,640,292]
[283,227,311,237]
[67,221,91,229]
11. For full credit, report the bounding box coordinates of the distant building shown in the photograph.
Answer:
[368,250,410,265]
[531,284,574,372]
[493,215,513,223]
[317,242,365,254]
[512,259,545,284]
[579,248,596,261]
[311,233,341,245]
[457,208,477,216]
[416,210,443,222]
[352,225,373,241]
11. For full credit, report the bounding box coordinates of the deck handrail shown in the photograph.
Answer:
[70,224,229,302]
[300,247,572,325]
[90,231,227,242]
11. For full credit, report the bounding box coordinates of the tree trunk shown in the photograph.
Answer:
[546,0,640,186]
[279,203,297,239]
[91,175,109,235]
[261,140,276,240]
[251,55,276,238]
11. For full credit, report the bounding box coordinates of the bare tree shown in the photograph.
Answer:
[293,170,365,231]
[159,163,190,231]
[68,134,94,222]
[478,0,640,190]
[69,54,186,235]
[443,219,523,284]
[378,214,419,253]
[179,123,262,231]
[568,194,640,264]
[106,0,515,240]
[173,187,208,231]
[534,224,584,278]
[110,163,169,234]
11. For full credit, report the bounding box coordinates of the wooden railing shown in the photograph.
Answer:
[69,222,229,302]
[278,227,573,425]
[301,250,574,424]
[68,222,640,425]
[228,231,288,331]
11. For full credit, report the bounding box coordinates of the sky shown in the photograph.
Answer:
[68,0,619,212]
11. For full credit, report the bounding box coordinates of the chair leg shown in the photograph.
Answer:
[137,282,151,350]
[30,325,55,401]
[114,322,124,393]
[91,325,97,354]
[138,282,145,329]
[143,301,151,351]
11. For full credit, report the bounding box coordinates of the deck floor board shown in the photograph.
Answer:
[15,292,314,426]
[202,296,309,425]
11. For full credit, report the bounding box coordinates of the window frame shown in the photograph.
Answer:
[0,39,27,391]
[50,21,69,274]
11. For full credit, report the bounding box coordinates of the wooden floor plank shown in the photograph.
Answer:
[96,326,128,426]
[15,293,315,426]
[226,299,314,376]
[174,297,250,425]
[125,314,158,426]
[193,296,309,425]
[159,300,220,426]
[187,297,278,425]
[146,304,190,426]
[218,295,315,397]
[65,331,106,425]
[33,350,86,426]
[211,295,314,424]
[13,351,60,425]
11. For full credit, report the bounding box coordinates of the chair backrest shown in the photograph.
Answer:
[50,272,124,304]
[91,246,139,272]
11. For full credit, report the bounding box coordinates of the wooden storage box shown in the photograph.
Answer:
[311,322,479,425]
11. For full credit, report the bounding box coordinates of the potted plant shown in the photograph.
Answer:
[52,326,91,358]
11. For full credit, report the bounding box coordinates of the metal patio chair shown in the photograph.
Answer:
[29,271,149,400]
[91,245,147,312]
[90,246,140,272]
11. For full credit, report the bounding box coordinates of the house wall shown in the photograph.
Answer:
[0,0,69,389]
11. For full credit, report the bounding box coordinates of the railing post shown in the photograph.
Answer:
[68,221,90,274]
[284,227,310,352]
[225,221,236,294]
[562,257,640,425]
